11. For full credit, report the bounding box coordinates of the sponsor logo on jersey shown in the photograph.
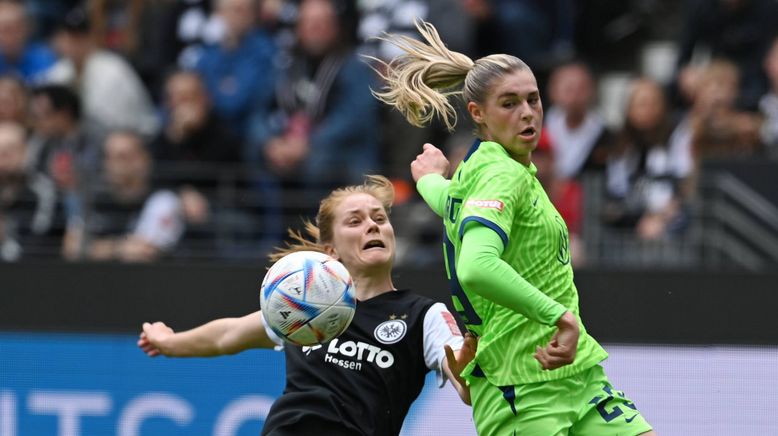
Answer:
[465,199,504,211]
[441,311,462,336]
[303,339,395,370]
[374,320,407,344]
[302,344,322,355]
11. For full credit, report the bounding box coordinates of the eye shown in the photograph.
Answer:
[502,100,516,108]
[347,217,360,226]
[374,215,387,223]
[528,95,540,105]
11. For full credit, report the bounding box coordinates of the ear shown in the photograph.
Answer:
[324,245,338,260]
[467,101,484,125]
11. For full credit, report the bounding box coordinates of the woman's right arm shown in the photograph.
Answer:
[412,143,451,218]
[138,310,278,357]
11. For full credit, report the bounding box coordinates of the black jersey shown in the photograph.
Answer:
[262,289,458,436]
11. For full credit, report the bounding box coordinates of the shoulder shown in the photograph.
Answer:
[88,51,134,75]
[246,31,276,55]
[143,190,181,209]
[464,141,529,184]
[26,43,56,62]
[469,141,521,170]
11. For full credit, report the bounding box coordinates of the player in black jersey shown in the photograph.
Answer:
[138,175,476,436]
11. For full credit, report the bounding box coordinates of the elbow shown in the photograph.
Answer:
[457,264,484,294]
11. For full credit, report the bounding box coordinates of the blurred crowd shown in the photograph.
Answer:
[1,0,777,266]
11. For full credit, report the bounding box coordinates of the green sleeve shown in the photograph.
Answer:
[416,173,450,218]
[457,224,567,326]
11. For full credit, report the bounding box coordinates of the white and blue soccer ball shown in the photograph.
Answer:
[260,251,356,346]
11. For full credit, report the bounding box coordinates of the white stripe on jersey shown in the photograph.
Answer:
[422,302,464,388]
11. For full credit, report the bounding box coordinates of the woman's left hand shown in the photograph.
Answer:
[443,333,478,405]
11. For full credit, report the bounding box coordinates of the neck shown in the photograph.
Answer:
[222,31,245,51]
[114,178,148,202]
[510,151,532,166]
[352,268,395,301]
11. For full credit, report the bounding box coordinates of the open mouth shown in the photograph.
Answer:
[363,240,385,250]
[519,126,536,139]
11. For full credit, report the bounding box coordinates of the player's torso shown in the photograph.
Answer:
[444,141,576,334]
[278,290,432,435]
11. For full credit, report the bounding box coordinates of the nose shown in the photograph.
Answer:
[520,101,534,121]
[365,217,380,233]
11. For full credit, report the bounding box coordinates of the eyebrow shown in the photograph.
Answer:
[497,90,539,99]
[344,206,384,214]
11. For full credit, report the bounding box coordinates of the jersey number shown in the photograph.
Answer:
[445,196,463,224]
[589,385,637,423]
[443,233,483,326]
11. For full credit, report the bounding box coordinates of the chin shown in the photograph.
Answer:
[362,250,393,267]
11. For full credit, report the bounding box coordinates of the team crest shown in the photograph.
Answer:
[374,320,407,344]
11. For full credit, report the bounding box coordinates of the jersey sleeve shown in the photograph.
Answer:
[416,173,450,218]
[458,150,528,248]
[422,302,464,388]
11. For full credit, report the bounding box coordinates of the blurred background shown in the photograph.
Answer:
[1,0,777,434]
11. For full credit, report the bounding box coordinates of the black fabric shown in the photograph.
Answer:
[86,188,150,238]
[262,290,436,436]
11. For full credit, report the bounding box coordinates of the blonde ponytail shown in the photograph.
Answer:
[372,20,532,133]
[370,20,474,131]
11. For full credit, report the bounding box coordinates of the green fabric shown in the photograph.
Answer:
[469,364,653,436]
[416,173,450,218]
[427,140,607,386]
[458,225,566,326]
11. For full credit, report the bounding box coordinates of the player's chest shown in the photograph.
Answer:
[295,309,421,373]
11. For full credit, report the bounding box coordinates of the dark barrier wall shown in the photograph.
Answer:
[1,262,776,345]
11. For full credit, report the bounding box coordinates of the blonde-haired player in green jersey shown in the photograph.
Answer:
[372,20,657,435]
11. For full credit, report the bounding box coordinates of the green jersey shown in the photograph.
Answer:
[439,140,607,386]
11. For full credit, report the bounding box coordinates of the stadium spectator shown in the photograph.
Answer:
[759,36,778,158]
[153,70,241,164]
[0,0,56,83]
[249,0,379,186]
[690,59,762,159]
[189,0,276,138]
[27,84,97,223]
[0,74,27,125]
[62,131,184,262]
[151,69,243,240]
[461,0,575,67]
[544,61,612,181]
[604,78,689,241]
[45,7,158,145]
[676,0,778,110]
[0,121,58,261]
[86,0,182,100]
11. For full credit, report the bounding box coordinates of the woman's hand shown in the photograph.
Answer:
[534,311,579,370]
[443,333,478,405]
[138,322,175,357]
[411,143,449,182]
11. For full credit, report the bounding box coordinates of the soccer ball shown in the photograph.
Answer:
[260,251,356,346]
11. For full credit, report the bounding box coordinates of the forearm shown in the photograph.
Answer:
[457,225,567,326]
[158,318,240,357]
[416,173,450,217]
[159,312,274,357]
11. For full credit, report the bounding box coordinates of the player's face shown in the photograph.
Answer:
[468,69,543,165]
[329,193,395,274]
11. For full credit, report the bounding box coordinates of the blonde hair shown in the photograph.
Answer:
[269,175,395,263]
[370,20,530,131]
